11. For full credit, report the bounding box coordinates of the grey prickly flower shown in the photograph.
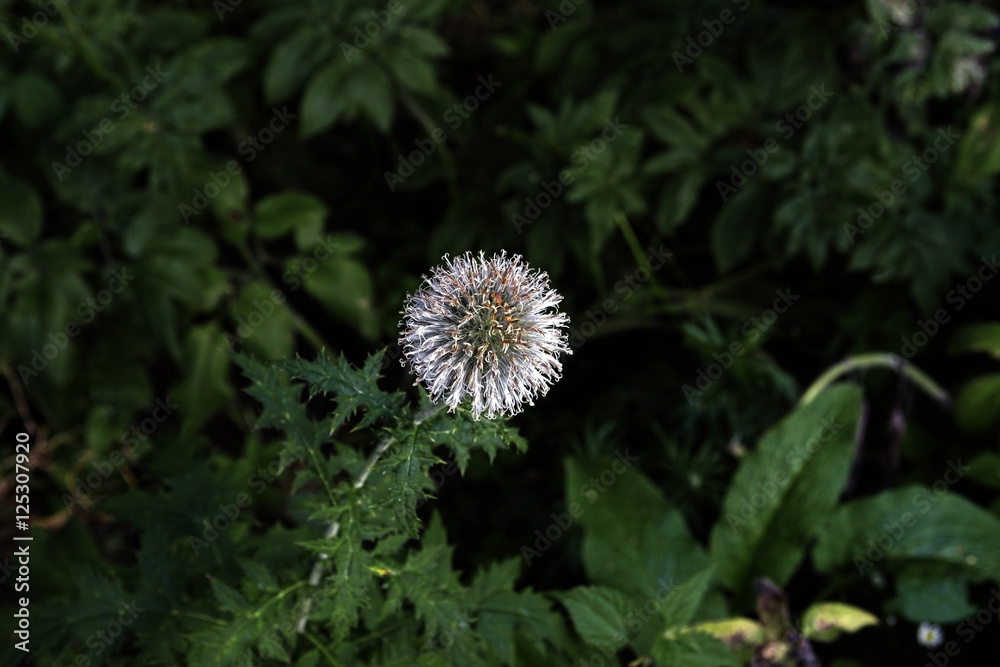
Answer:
[399,250,572,420]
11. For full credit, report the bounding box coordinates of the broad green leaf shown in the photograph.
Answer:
[711,182,765,273]
[350,63,395,132]
[892,563,977,622]
[564,456,709,604]
[947,323,1000,359]
[302,255,376,338]
[801,602,878,642]
[12,73,62,129]
[401,26,450,57]
[709,384,862,593]
[953,374,1000,433]
[300,62,352,137]
[173,323,234,434]
[813,483,1000,622]
[967,451,1000,489]
[264,27,329,104]
[642,106,709,151]
[0,178,43,246]
[254,191,328,239]
[231,281,294,360]
[385,48,436,94]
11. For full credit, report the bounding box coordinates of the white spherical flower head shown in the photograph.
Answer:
[399,250,572,420]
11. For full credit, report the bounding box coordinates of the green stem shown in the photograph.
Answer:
[303,628,345,666]
[251,581,309,619]
[347,618,420,647]
[614,211,648,274]
[165,609,228,626]
[799,353,950,407]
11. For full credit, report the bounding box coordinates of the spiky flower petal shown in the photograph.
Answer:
[399,250,571,419]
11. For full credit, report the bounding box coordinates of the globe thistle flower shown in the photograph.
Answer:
[917,622,943,648]
[399,250,571,420]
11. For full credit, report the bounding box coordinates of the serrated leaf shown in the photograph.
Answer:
[238,558,279,593]
[557,586,630,649]
[188,615,259,666]
[277,351,403,431]
[209,576,252,614]
[653,628,742,667]
[662,567,715,628]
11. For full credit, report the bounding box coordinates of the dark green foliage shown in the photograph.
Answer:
[5,0,1000,665]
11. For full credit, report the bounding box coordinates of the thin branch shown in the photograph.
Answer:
[798,352,950,408]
